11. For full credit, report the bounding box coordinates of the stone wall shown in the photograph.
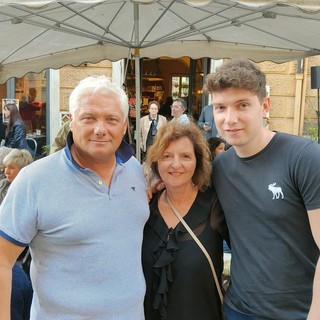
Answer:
[59,60,113,113]
[259,56,320,138]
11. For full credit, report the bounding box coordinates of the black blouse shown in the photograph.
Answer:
[142,188,228,320]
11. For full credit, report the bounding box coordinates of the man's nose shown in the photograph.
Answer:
[225,109,238,124]
[94,121,107,135]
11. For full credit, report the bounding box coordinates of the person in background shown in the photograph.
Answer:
[11,263,33,320]
[207,137,229,256]
[0,149,33,204]
[142,121,228,320]
[170,98,190,124]
[0,149,34,320]
[158,96,173,120]
[49,120,70,154]
[0,113,7,143]
[140,101,167,160]
[19,88,40,133]
[0,147,13,179]
[0,76,149,320]
[3,104,29,150]
[198,104,218,139]
[205,59,320,320]
[207,137,225,161]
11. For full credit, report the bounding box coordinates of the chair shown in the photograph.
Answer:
[26,137,38,158]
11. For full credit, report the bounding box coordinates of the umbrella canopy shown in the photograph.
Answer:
[0,0,320,83]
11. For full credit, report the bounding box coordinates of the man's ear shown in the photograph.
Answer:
[262,97,270,118]
[123,117,128,136]
[69,115,73,131]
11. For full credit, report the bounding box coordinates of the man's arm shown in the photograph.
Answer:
[307,208,320,320]
[0,237,25,320]
[197,108,205,128]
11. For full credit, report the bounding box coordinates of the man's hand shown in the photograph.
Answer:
[147,177,165,201]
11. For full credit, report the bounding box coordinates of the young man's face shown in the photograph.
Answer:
[212,87,269,156]
[70,92,127,165]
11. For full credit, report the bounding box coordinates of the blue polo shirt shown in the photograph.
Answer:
[0,134,149,320]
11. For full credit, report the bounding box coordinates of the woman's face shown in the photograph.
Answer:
[4,107,10,118]
[4,163,21,182]
[214,142,225,156]
[157,137,196,189]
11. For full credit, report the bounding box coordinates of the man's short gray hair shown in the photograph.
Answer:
[69,76,129,121]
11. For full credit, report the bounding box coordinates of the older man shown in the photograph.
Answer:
[170,98,190,124]
[0,76,149,320]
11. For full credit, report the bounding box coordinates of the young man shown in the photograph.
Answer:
[0,76,149,319]
[205,60,320,320]
[170,98,190,124]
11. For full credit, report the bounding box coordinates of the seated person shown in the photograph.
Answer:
[11,263,33,320]
[0,149,33,204]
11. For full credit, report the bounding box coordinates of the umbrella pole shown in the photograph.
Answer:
[134,49,141,162]
[317,88,320,144]
[134,3,141,162]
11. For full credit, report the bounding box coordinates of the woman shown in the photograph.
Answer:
[0,148,34,319]
[207,137,226,160]
[143,121,228,320]
[0,148,33,204]
[4,103,29,150]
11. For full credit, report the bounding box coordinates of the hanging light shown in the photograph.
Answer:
[183,0,213,6]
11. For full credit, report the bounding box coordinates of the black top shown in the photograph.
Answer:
[142,188,228,320]
[5,119,29,149]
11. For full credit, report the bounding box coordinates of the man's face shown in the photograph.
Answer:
[212,87,269,156]
[70,92,127,164]
[171,101,184,118]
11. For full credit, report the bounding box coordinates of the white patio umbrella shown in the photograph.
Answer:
[1,0,320,159]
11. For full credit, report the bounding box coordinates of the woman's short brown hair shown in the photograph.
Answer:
[145,121,212,191]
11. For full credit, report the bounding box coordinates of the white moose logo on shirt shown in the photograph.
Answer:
[268,183,284,200]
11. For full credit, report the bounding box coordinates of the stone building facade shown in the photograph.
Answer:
[260,56,320,140]
[59,60,113,115]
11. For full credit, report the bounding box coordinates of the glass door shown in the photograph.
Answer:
[171,75,189,99]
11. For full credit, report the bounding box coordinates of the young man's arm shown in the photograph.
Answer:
[0,237,25,320]
[307,208,320,320]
